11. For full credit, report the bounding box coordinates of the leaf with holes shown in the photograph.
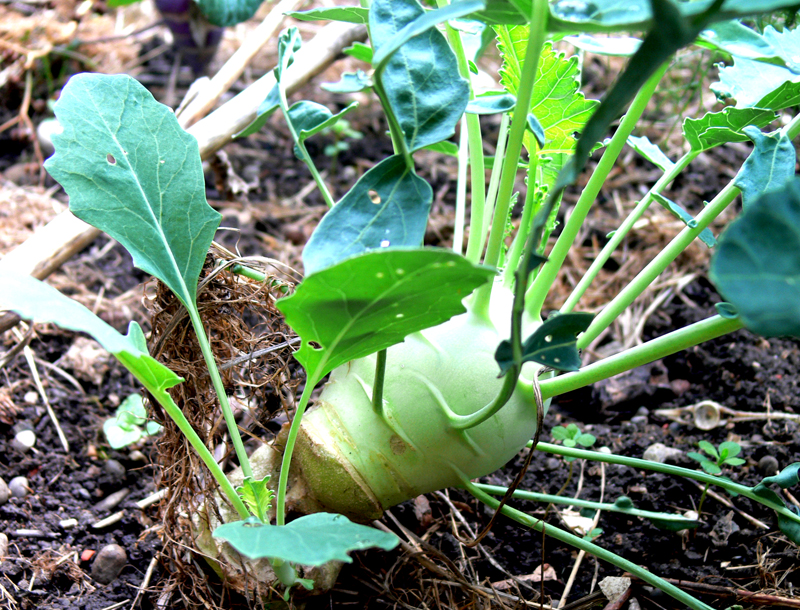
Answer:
[277,249,495,378]
[45,73,220,310]
[302,155,433,275]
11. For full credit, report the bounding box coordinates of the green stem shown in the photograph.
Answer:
[502,162,538,288]
[537,314,742,401]
[534,443,800,526]
[478,113,510,264]
[446,367,519,430]
[453,117,469,254]
[560,150,697,313]
[473,483,696,526]
[187,307,253,480]
[697,483,709,516]
[465,480,714,610]
[576,181,740,349]
[525,62,668,318]
[464,112,487,263]
[275,374,319,525]
[371,79,414,171]
[372,349,387,414]
[278,85,335,208]
[149,386,248,519]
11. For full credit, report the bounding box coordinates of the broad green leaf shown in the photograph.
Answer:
[687,452,706,464]
[236,84,280,138]
[45,74,220,309]
[213,513,398,564]
[711,179,800,338]
[682,107,777,152]
[288,100,359,158]
[288,6,369,24]
[277,249,495,377]
[322,71,372,94]
[303,155,433,275]
[761,462,800,489]
[577,433,597,447]
[422,141,460,156]
[698,21,785,65]
[466,93,517,114]
[495,312,594,373]
[0,273,183,394]
[762,24,800,73]
[701,461,722,475]
[698,440,718,459]
[753,463,800,544]
[712,58,800,109]
[565,34,641,56]
[725,457,746,466]
[370,0,477,152]
[343,42,373,63]
[475,0,526,25]
[651,193,716,248]
[734,126,796,209]
[551,427,569,440]
[626,135,674,172]
[196,0,263,26]
[719,441,741,459]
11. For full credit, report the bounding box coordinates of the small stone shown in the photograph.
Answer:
[0,478,10,506]
[630,415,648,425]
[599,576,630,602]
[128,450,146,462]
[757,455,780,477]
[103,459,126,481]
[91,543,127,584]
[0,533,8,560]
[636,406,649,417]
[23,391,38,404]
[11,430,36,453]
[545,458,561,470]
[643,443,683,464]
[8,476,29,499]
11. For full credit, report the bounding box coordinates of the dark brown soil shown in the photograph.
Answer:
[1,8,799,610]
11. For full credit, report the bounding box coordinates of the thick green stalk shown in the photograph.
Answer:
[560,150,697,313]
[453,117,469,254]
[502,162,538,288]
[537,314,742,400]
[473,1,549,318]
[187,307,253,480]
[534,443,800,527]
[474,114,510,263]
[465,481,714,610]
[372,348,387,414]
[525,62,668,318]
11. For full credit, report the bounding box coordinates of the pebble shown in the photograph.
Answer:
[635,406,649,417]
[0,533,7,560]
[643,443,683,464]
[0,478,10,506]
[23,391,38,404]
[11,429,36,453]
[8,476,29,499]
[599,576,630,602]
[91,544,127,584]
[103,459,126,481]
[545,458,561,470]
[630,415,648,425]
[757,455,780,477]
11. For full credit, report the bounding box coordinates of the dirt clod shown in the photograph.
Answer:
[90,543,127,585]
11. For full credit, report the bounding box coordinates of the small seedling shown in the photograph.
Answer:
[103,393,162,449]
[552,423,597,463]
[688,441,746,515]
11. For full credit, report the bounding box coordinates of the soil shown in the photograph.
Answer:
[1,4,799,610]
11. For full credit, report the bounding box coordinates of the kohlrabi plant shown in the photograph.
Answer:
[103,393,163,449]
[4,0,800,608]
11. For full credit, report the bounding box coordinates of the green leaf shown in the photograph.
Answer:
[45,74,220,310]
[343,42,373,63]
[698,440,718,459]
[734,126,796,209]
[712,58,800,109]
[683,107,777,153]
[715,302,738,319]
[422,141,460,156]
[288,100,359,158]
[474,0,526,25]
[698,21,785,65]
[565,34,641,56]
[526,113,546,148]
[719,441,742,458]
[196,0,262,27]
[104,393,156,449]
[495,312,594,373]
[288,6,369,24]
[711,178,800,339]
[0,274,183,394]
[762,24,800,73]
[651,193,716,248]
[725,457,746,466]
[370,0,478,152]
[213,513,399,565]
[275,27,303,82]
[687,452,706,464]
[627,135,674,172]
[551,426,570,440]
[235,84,280,138]
[577,433,596,448]
[761,462,800,489]
[322,70,372,94]
[701,461,722,475]
[303,155,433,275]
[278,249,495,377]
[466,93,517,114]
[237,476,274,523]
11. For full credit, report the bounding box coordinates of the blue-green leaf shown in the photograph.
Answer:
[682,107,777,152]
[761,462,800,489]
[370,0,478,152]
[213,513,398,565]
[712,58,800,109]
[278,249,495,377]
[651,193,716,248]
[288,6,369,25]
[710,178,800,338]
[45,74,220,310]
[734,126,796,209]
[626,135,674,172]
[196,0,263,27]
[698,21,785,65]
[466,93,517,114]
[303,155,432,275]
[236,84,280,138]
[495,312,594,373]
[288,100,359,158]
[322,70,372,93]
[526,113,546,148]
[715,302,738,319]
